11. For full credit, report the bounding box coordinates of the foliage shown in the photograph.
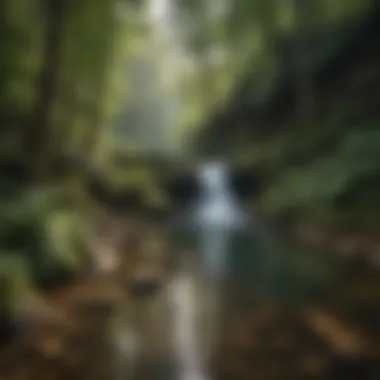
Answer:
[0,0,146,297]
[0,185,91,292]
[255,124,380,232]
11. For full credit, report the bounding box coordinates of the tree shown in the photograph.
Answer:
[25,0,66,180]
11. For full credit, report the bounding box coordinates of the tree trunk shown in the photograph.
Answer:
[291,0,315,128]
[80,6,116,161]
[25,0,65,181]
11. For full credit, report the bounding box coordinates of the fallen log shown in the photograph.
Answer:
[301,308,377,359]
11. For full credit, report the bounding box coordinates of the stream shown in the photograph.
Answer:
[126,162,380,380]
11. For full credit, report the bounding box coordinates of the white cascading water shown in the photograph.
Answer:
[195,162,247,278]
[196,162,246,225]
[170,162,248,380]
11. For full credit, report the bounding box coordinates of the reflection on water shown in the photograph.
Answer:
[169,260,208,380]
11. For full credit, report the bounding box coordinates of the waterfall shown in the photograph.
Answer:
[195,162,247,227]
[170,161,248,380]
[194,162,248,278]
